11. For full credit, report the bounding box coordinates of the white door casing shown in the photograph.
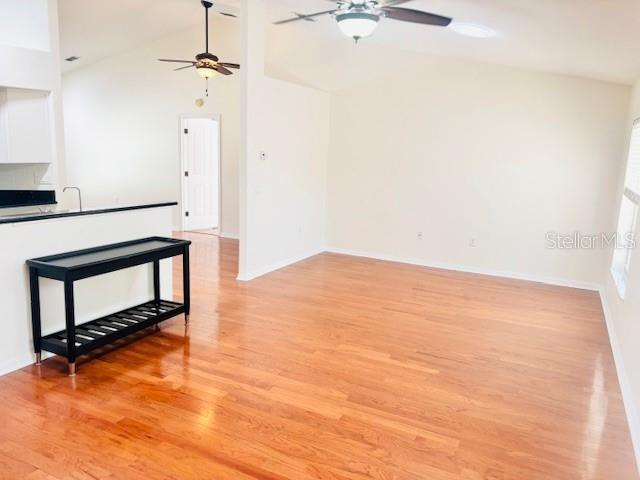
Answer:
[180,116,220,231]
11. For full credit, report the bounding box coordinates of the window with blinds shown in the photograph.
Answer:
[611,120,640,298]
[625,121,640,195]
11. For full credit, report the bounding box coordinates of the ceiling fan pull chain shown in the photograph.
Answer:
[206,77,209,97]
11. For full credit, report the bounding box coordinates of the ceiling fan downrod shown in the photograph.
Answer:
[202,0,213,53]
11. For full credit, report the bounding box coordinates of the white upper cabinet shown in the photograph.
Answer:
[0,0,50,52]
[0,88,53,164]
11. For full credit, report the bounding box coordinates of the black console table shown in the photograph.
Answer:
[27,237,191,376]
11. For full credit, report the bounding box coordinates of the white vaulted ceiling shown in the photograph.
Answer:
[59,0,640,86]
[59,0,239,72]
[267,0,640,86]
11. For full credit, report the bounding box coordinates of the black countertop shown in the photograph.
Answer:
[0,202,178,225]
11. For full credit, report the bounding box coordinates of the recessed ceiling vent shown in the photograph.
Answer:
[65,56,80,62]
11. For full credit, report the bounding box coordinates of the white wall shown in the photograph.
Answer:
[238,0,330,280]
[327,58,630,287]
[601,79,640,466]
[240,77,330,279]
[62,17,240,233]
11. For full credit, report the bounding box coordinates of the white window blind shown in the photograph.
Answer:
[624,121,640,197]
[612,120,640,298]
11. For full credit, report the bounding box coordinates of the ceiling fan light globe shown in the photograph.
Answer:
[335,12,379,40]
[197,65,218,78]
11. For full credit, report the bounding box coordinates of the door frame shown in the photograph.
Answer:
[178,114,222,232]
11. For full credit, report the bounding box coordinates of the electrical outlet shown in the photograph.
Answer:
[417,232,423,240]
[259,151,267,161]
[470,238,477,247]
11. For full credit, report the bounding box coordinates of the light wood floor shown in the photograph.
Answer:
[0,232,637,479]
[187,228,219,236]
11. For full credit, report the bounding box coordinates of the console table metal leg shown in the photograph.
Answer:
[64,279,77,376]
[152,260,162,331]
[29,267,42,365]
[153,260,160,307]
[183,246,190,326]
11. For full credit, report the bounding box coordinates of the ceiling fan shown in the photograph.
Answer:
[158,1,240,80]
[274,0,452,43]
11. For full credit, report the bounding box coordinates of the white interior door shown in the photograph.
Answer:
[181,117,220,231]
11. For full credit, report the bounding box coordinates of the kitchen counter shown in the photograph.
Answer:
[0,202,178,225]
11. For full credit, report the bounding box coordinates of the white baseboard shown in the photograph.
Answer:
[599,289,640,475]
[0,354,34,377]
[237,247,324,281]
[326,247,600,291]
[219,231,239,240]
[0,351,55,377]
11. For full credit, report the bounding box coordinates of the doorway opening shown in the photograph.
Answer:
[180,115,221,235]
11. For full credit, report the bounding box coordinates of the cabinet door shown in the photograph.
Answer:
[1,88,52,164]
[0,89,7,163]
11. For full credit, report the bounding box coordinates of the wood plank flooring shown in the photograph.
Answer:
[0,231,637,479]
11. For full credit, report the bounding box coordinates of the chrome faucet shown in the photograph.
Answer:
[63,186,83,212]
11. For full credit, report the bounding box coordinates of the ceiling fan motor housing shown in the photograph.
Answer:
[336,0,383,14]
[196,52,219,62]
[334,1,384,28]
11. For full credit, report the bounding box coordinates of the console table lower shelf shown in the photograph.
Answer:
[41,300,184,357]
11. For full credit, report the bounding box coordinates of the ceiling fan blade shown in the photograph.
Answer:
[158,58,195,63]
[273,9,335,25]
[215,5,239,18]
[323,0,409,3]
[174,65,195,71]
[382,7,452,26]
[218,62,240,69]
[214,65,233,75]
[323,0,410,4]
